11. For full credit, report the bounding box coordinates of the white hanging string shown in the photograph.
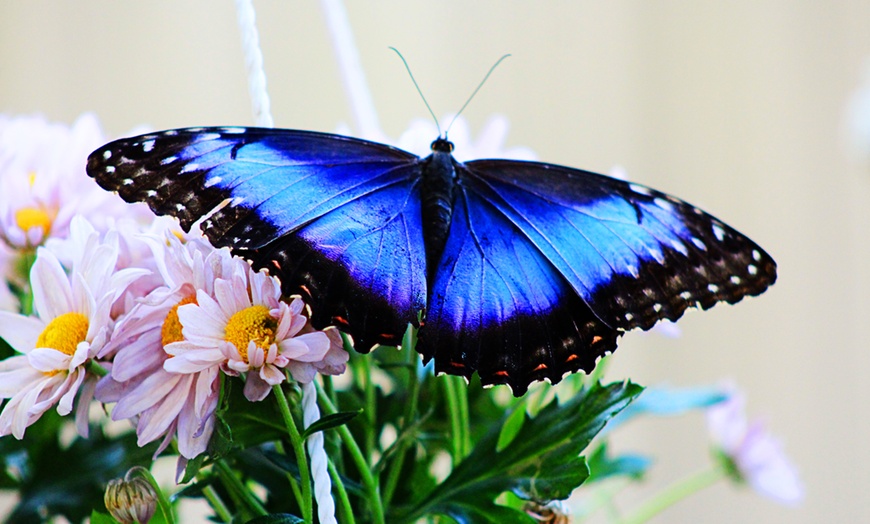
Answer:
[319,0,383,140]
[302,381,336,524]
[234,2,336,523]
[235,0,274,128]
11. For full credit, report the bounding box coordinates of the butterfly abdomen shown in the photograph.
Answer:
[420,140,458,279]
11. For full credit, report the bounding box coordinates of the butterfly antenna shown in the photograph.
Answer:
[389,47,442,137]
[445,53,512,137]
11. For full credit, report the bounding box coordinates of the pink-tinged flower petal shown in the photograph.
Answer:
[31,250,74,320]
[74,375,97,438]
[134,375,193,445]
[28,347,70,373]
[113,369,184,421]
[243,371,274,402]
[259,363,285,386]
[738,423,804,505]
[279,332,330,362]
[286,361,318,384]
[176,393,215,459]
[55,367,87,416]
[247,343,265,368]
[163,347,225,373]
[0,311,43,352]
[109,330,164,382]
[0,356,43,395]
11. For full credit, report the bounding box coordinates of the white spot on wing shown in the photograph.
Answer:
[748,264,758,275]
[712,223,725,242]
[629,183,652,196]
[691,237,706,250]
[752,249,761,261]
[730,275,742,284]
[654,197,675,212]
[161,156,177,165]
[680,291,693,300]
[180,163,199,174]
[105,166,115,173]
[102,150,112,160]
[221,127,246,134]
[708,284,720,293]
[204,176,222,188]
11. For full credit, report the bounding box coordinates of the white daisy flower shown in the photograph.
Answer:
[0,220,147,438]
[95,235,233,459]
[166,260,346,402]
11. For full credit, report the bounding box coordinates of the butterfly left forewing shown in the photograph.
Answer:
[88,127,429,350]
[462,159,777,333]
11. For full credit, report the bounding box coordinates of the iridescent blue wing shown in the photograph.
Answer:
[462,160,775,331]
[424,159,776,393]
[420,183,620,395]
[88,128,427,349]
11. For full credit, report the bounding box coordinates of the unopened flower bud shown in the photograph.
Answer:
[104,469,158,524]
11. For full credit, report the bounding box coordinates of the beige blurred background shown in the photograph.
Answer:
[3,1,870,522]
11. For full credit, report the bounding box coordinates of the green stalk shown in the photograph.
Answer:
[214,460,267,518]
[273,384,313,523]
[202,484,233,523]
[328,458,356,524]
[619,465,727,524]
[381,328,422,507]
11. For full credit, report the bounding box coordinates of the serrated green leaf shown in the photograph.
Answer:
[394,381,643,523]
[497,403,527,453]
[301,410,360,440]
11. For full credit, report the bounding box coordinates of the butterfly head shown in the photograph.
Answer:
[430,138,454,153]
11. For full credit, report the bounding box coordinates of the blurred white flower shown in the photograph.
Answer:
[0,218,147,438]
[845,57,870,164]
[0,113,152,249]
[707,387,803,505]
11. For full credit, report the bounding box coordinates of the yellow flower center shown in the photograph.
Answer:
[161,295,198,346]
[36,312,89,356]
[14,207,54,235]
[225,305,277,363]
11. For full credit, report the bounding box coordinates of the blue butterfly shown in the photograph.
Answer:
[87,127,776,395]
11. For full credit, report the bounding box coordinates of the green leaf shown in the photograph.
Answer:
[89,510,118,524]
[394,381,643,523]
[245,514,305,524]
[586,442,651,482]
[497,402,527,453]
[300,410,360,440]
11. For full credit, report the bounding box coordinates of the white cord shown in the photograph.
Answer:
[319,0,383,140]
[234,3,336,522]
[303,381,337,524]
[235,0,274,128]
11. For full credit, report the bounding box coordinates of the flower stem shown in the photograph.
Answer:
[202,484,233,523]
[316,383,386,524]
[442,376,470,462]
[619,465,727,524]
[328,458,356,524]
[382,328,422,507]
[273,384,314,523]
[214,460,267,518]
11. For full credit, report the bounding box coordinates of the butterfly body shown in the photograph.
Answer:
[88,127,776,395]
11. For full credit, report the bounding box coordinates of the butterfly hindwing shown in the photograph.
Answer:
[89,128,429,349]
[420,179,619,394]
[462,160,777,332]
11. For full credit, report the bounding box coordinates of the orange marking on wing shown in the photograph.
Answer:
[565,354,579,362]
[532,363,548,372]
